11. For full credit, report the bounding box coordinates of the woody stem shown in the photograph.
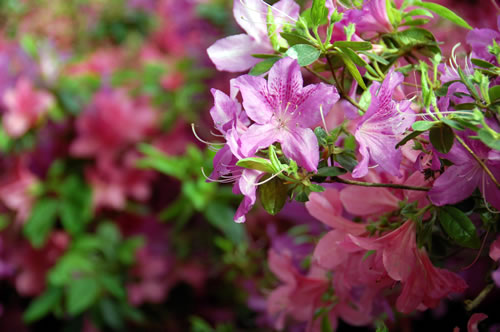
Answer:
[325,177,430,191]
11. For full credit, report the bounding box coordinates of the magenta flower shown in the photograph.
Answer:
[71,89,157,160]
[207,0,299,72]
[2,78,53,138]
[233,57,339,171]
[466,16,500,64]
[352,70,414,178]
[345,0,393,35]
[428,133,500,210]
[207,88,264,223]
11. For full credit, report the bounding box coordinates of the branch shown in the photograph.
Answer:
[325,177,431,191]
[325,55,367,113]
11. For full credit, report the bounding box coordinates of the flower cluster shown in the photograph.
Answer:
[205,0,500,330]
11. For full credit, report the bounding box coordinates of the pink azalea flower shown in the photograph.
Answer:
[490,236,500,287]
[352,70,414,178]
[428,132,500,210]
[0,158,38,224]
[207,0,300,72]
[467,16,500,64]
[234,57,339,171]
[12,231,69,296]
[2,78,53,138]
[71,89,157,160]
[346,0,393,34]
[87,151,155,211]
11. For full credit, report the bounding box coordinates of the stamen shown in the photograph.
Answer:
[254,169,285,186]
[191,124,225,146]
[319,105,328,131]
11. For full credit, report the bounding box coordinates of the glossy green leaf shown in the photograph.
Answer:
[413,1,472,29]
[23,287,63,322]
[250,57,281,76]
[286,44,321,66]
[478,128,500,150]
[429,124,454,153]
[23,199,59,248]
[338,51,367,89]
[67,277,100,315]
[316,166,347,177]
[488,85,500,102]
[237,157,275,173]
[333,41,372,51]
[438,206,480,249]
[412,120,435,131]
[258,176,288,215]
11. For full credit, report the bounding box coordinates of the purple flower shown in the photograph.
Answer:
[428,132,500,210]
[467,16,500,64]
[207,88,264,223]
[352,70,414,178]
[232,57,339,172]
[207,0,299,72]
[345,0,393,35]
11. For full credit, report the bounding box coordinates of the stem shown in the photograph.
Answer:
[305,67,334,84]
[326,55,367,113]
[455,134,500,189]
[325,177,430,191]
[465,283,494,311]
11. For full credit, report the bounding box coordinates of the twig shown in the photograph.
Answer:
[465,283,495,311]
[325,177,431,191]
[325,55,367,113]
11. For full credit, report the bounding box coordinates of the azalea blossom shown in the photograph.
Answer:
[2,78,53,138]
[352,70,414,178]
[233,57,339,171]
[428,132,500,210]
[207,0,300,72]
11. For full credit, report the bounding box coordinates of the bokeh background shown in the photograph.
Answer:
[0,0,497,331]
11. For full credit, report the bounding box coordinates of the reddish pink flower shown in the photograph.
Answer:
[0,158,38,224]
[71,89,157,160]
[489,236,500,261]
[12,231,69,296]
[2,78,53,138]
[86,151,155,210]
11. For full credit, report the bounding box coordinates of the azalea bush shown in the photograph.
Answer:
[203,0,500,330]
[0,0,499,331]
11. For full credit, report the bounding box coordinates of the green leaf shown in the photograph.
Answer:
[280,31,313,47]
[336,152,358,172]
[413,1,472,29]
[258,176,288,215]
[332,41,372,51]
[478,128,500,150]
[338,51,367,89]
[67,277,100,315]
[316,167,347,177]
[286,44,321,67]
[204,202,247,243]
[24,199,59,248]
[99,298,124,330]
[236,157,275,173]
[310,0,329,27]
[249,57,281,76]
[49,253,95,286]
[23,287,63,322]
[20,34,38,58]
[403,8,434,18]
[59,175,93,235]
[438,206,480,249]
[412,120,435,131]
[309,183,325,192]
[488,85,500,102]
[358,51,389,65]
[429,124,455,153]
[471,58,495,69]
[396,130,425,149]
[339,47,367,67]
